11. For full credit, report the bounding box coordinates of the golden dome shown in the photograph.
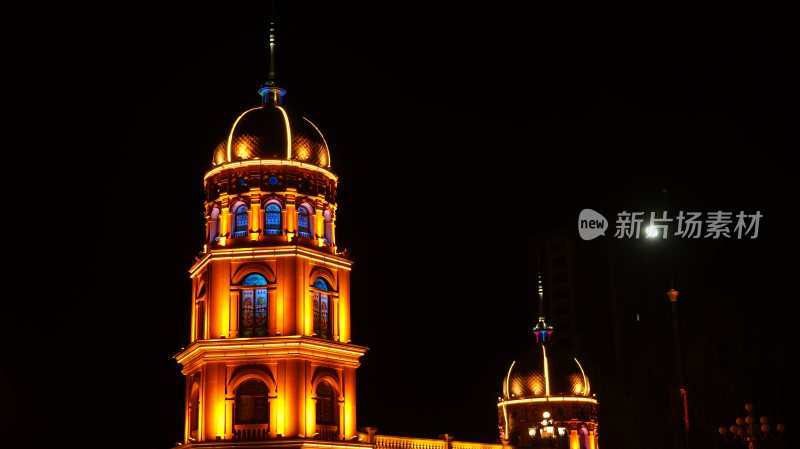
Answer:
[502,345,591,399]
[212,102,330,169]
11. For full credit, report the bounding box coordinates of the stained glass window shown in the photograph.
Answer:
[243,273,267,286]
[313,277,330,339]
[241,274,268,337]
[298,206,311,238]
[316,381,335,425]
[236,379,268,425]
[265,203,282,235]
[233,205,249,237]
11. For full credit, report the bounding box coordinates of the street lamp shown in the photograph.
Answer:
[666,288,689,449]
[718,403,785,448]
[526,411,568,445]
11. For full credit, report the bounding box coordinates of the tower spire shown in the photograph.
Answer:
[266,18,277,86]
[532,257,553,345]
[259,18,286,105]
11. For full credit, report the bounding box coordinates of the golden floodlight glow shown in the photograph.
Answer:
[227,107,261,162]
[204,158,338,181]
[236,142,250,159]
[305,444,372,449]
[497,397,598,407]
[276,396,284,437]
[189,247,352,277]
[296,145,310,160]
[574,358,589,396]
[216,400,225,439]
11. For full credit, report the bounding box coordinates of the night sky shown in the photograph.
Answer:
[4,4,797,449]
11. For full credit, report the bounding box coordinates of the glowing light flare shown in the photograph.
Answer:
[296,145,310,160]
[543,411,551,419]
[645,225,658,238]
[236,142,251,159]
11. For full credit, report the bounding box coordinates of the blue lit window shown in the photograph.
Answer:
[233,205,248,237]
[240,273,268,337]
[312,277,330,339]
[243,273,268,286]
[265,203,282,235]
[298,206,312,238]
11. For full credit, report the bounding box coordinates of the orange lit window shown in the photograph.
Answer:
[315,381,335,425]
[235,379,269,425]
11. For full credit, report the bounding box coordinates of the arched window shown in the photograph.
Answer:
[323,209,333,244]
[315,381,335,425]
[240,273,268,337]
[579,427,590,449]
[189,383,200,439]
[265,203,282,235]
[235,379,268,425]
[209,207,221,243]
[312,277,331,339]
[298,206,312,238]
[233,205,249,237]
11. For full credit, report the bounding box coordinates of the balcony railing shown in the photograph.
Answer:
[234,423,269,440]
[373,435,503,449]
[315,424,340,440]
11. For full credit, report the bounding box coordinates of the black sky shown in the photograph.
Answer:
[4,3,797,449]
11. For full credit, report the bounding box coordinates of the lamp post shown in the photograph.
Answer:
[666,288,689,449]
[718,403,785,448]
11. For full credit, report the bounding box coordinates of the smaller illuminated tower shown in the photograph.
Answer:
[498,274,599,449]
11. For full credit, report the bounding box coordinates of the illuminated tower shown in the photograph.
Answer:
[498,274,599,449]
[174,21,367,444]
